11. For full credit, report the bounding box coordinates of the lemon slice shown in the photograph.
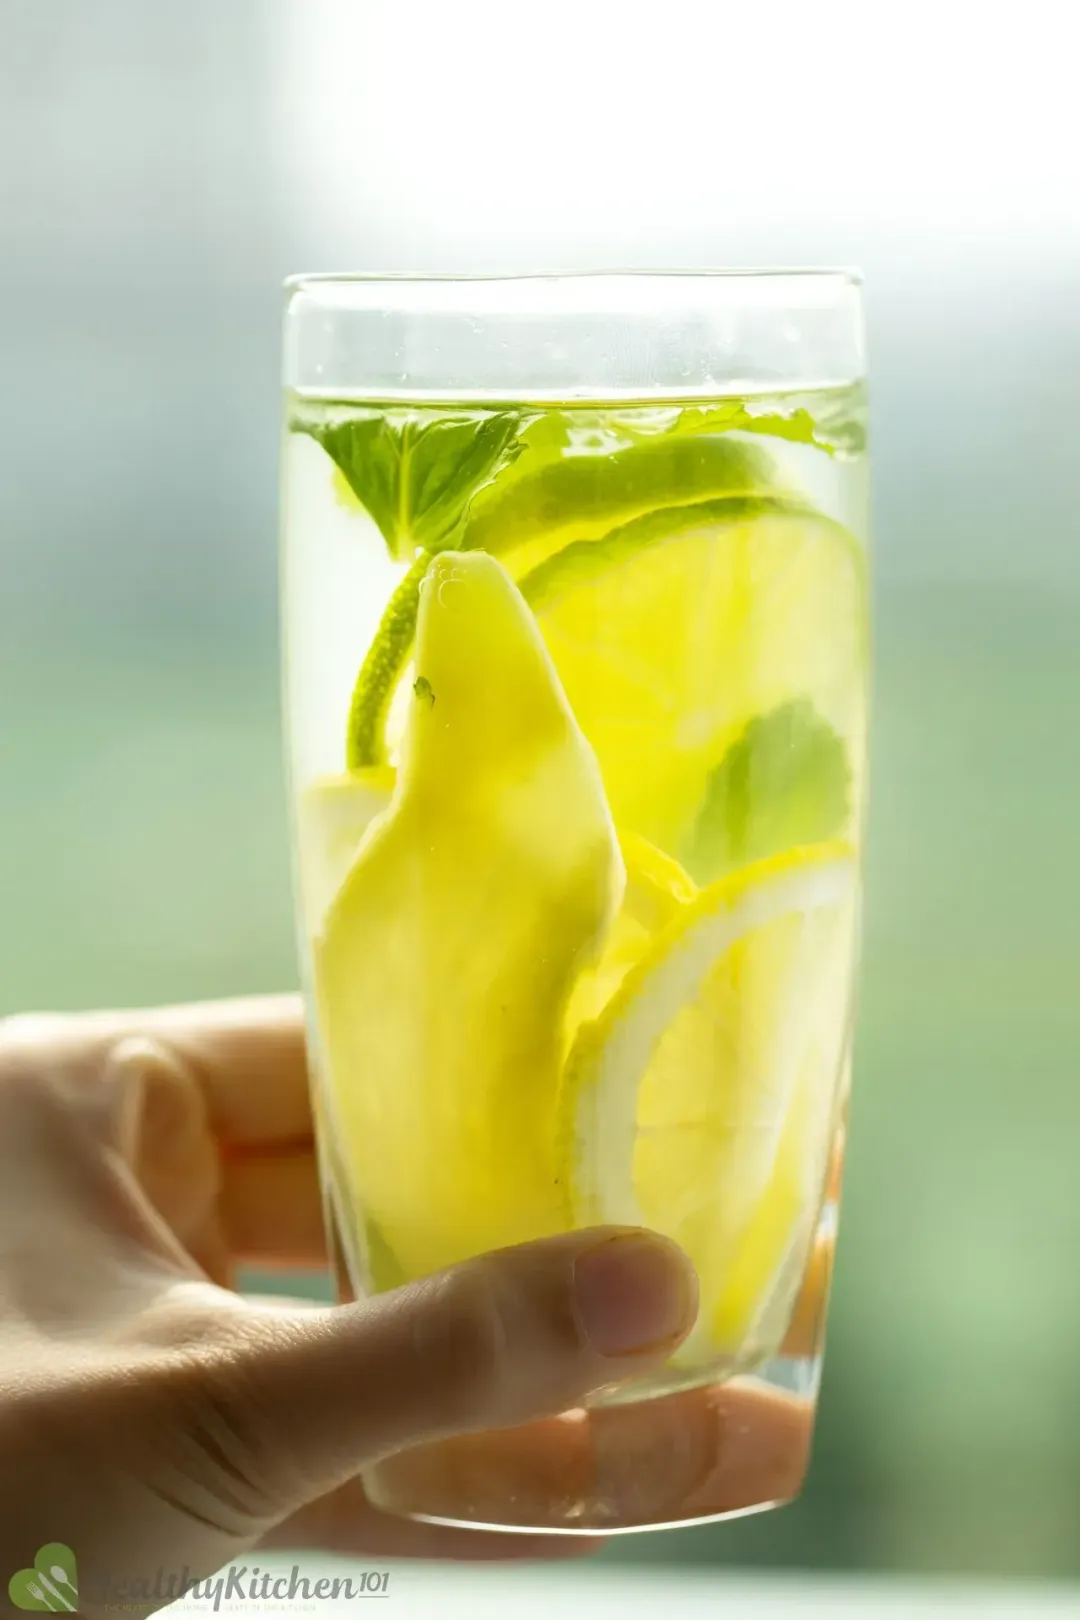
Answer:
[564,832,697,1039]
[296,768,395,934]
[619,829,698,927]
[316,552,623,1281]
[522,498,866,874]
[560,841,857,1369]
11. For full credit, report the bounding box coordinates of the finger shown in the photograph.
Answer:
[222,1147,328,1267]
[111,1025,324,1266]
[824,1125,846,1204]
[195,1228,698,1516]
[365,1379,813,1532]
[1,999,319,1270]
[781,1227,836,1359]
[148,997,311,1149]
[102,1036,230,1283]
[0,1047,201,1324]
[4,996,312,1150]
[780,1125,845,1358]
[258,1474,603,1559]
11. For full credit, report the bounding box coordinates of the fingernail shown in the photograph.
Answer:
[573,1233,697,1358]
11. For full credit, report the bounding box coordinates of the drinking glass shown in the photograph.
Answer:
[281,271,869,1533]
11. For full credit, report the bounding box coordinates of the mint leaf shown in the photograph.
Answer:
[306,408,529,561]
[687,699,850,881]
[680,403,836,454]
[572,400,848,455]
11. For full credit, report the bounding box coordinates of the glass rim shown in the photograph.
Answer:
[284,268,865,401]
[284,266,863,294]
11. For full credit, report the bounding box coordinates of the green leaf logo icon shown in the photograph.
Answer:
[8,1542,78,1611]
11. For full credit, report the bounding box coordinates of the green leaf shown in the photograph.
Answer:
[306,408,529,561]
[539,399,852,456]
[687,699,851,880]
[806,384,869,455]
[680,403,836,454]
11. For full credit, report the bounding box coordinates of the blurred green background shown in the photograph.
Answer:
[2,0,1078,1589]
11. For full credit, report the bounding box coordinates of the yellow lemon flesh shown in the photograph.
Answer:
[316,551,624,1280]
[564,831,698,1039]
[560,842,857,1368]
[522,500,866,874]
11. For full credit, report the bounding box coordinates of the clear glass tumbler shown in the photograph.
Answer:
[281,271,869,1534]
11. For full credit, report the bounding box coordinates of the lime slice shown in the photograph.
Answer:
[316,552,623,1280]
[463,432,783,578]
[346,555,430,769]
[560,842,857,1368]
[296,768,395,934]
[521,496,866,873]
[346,434,787,767]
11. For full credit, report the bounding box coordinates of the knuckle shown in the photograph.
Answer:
[106,1034,206,1144]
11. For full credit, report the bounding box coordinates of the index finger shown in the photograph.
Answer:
[5,995,312,1151]
[149,995,312,1150]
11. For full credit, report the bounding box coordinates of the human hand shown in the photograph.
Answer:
[0,998,827,1614]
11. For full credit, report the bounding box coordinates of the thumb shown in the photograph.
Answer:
[194,1227,697,1518]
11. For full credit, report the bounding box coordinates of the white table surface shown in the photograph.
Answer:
[160,1559,1080,1619]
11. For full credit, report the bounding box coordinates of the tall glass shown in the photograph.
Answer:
[281,272,869,1534]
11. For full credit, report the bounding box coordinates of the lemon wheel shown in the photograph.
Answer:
[522,496,866,876]
[560,841,858,1368]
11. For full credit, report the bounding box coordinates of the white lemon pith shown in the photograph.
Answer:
[561,842,857,1365]
[315,552,624,1278]
[296,768,395,934]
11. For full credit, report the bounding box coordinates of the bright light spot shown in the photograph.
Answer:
[270,0,1079,267]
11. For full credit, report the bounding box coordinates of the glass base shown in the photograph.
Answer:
[399,1497,790,1537]
[363,1359,817,1535]
[324,1159,837,1535]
